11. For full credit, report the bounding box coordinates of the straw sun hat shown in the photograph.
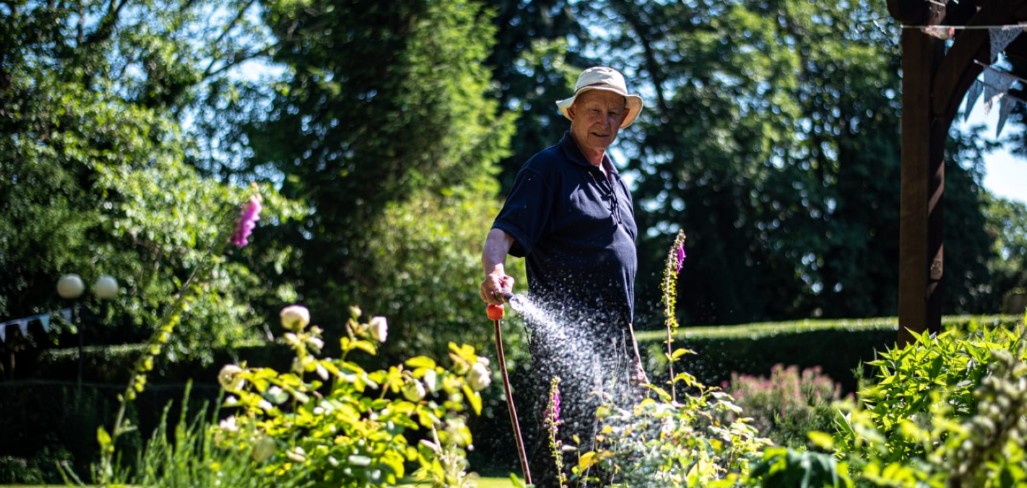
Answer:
[556,66,644,128]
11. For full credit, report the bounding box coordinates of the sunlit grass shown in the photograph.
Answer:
[397,476,515,487]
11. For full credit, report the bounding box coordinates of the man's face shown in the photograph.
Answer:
[568,90,629,154]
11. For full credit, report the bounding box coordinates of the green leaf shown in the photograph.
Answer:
[405,356,436,369]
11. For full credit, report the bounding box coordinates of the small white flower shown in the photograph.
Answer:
[286,446,306,463]
[280,305,310,332]
[368,316,388,343]
[403,379,426,402]
[348,454,372,467]
[258,399,274,411]
[467,362,492,391]
[422,369,438,392]
[218,416,239,433]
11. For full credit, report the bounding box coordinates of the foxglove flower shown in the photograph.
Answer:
[230,194,262,248]
[675,241,687,275]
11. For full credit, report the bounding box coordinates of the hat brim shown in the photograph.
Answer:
[556,86,644,128]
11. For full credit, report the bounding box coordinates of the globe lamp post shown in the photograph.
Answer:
[57,273,119,389]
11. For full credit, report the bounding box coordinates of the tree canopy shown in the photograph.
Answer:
[1,0,1023,364]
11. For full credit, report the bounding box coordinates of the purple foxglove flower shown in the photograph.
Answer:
[552,383,561,423]
[230,194,262,247]
[675,242,687,275]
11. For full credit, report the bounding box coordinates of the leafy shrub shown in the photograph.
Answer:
[211,305,491,487]
[578,384,770,487]
[724,364,843,448]
[750,319,1027,487]
[832,322,1027,486]
[569,232,770,487]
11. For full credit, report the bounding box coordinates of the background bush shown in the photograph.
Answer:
[724,364,843,448]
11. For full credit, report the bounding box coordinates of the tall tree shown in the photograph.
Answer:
[578,0,998,324]
[250,0,515,348]
[0,0,297,359]
[483,0,590,193]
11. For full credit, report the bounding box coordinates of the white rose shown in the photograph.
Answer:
[368,316,388,343]
[403,379,426,402]
[467,362,492,391]
[218,364,245,391]
[280,305,310,332]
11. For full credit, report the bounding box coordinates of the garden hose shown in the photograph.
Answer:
[487,301,532,485]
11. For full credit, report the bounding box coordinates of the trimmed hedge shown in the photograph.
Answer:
[636,315,1021,394]
[1,314,1020,482]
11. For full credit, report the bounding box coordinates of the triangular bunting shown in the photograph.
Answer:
[17,319,28,336]
[61,308,72,323]
[982,67,1018,113]
[996,95,1018,137]
[0,324,5,343]
[990,27,1022,61]
[39,314,51,332]
[964,79,983,120]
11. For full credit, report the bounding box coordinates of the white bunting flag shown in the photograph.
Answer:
[989,27,1022,61]
[964,79,984,120]
[39,314,51,332]
[0,324,5,343]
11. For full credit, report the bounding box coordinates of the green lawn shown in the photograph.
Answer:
[4,480,515,488]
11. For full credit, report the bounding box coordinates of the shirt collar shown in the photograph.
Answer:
[559,132,619,176]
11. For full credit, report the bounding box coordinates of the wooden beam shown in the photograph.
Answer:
[931,2,1027,127]
[898,14,946,347]
[887,0,927,24]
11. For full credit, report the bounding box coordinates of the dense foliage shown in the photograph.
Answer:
[248,0,516,352]
[2,0,1026,482]
[0,1,302,365]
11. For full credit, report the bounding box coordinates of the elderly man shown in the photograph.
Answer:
[479,66,647,486]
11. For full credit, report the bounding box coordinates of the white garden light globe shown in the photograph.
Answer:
[93,275,119,299]
[57,274,86,299]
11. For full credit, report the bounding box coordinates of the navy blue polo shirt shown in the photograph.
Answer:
[493,132,638,325]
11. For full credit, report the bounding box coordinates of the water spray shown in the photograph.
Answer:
[486,293,532,485]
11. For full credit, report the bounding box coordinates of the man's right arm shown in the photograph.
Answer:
[480,228,515,305]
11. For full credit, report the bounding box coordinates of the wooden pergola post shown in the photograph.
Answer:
[890,1,946,346]
[888,0,1027,346]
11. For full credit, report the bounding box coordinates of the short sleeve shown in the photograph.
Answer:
[492,165,553,257]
